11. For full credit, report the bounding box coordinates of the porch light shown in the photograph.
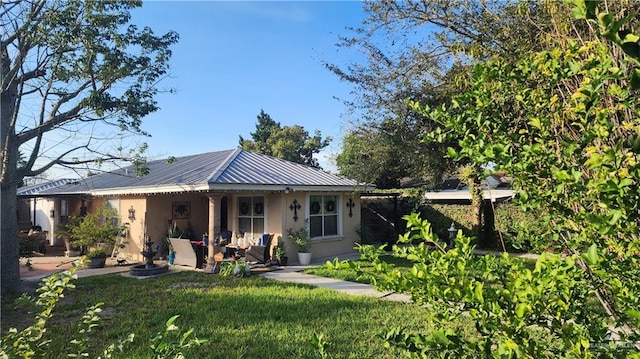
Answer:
[128,206,136,220]
[50,209,55,218]
[447,222,457,250]
[448,222,456,239]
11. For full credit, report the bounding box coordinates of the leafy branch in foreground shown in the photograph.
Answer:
[361,213,634,358]
[0,259,205,359]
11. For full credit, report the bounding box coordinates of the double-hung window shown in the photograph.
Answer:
[309,195,338,238]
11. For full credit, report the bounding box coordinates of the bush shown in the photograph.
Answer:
[0,259,206,358]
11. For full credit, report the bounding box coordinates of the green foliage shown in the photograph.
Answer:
[239,110,331,168]
[405,1,640,356]
[149,315,207,359]
[274,241,286,259]
[86,248,107,259]
[421,204,475,240]
[288,222,311,253]
[493,203,549,252]
[1,0,179,292]
[336,124,451,189]
[312,333,330,359]
[64,205,124,250]
[2,271,441,358]
[0,259,207,359]
[360,214,632,357]
[354,224,376,245]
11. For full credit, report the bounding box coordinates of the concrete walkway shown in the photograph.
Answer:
[19,248,542,302]
[19,251,412,302]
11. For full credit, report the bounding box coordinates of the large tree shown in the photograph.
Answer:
[328,1,561,187]
[1,0,178,293]
[371,1,640,355]
[239,110,331,169]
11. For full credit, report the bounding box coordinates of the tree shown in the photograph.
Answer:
[363,1,640,356]
[239,110,331,168]
[239,109,280,154]
[1,0,178,293]
[328,1,556,187]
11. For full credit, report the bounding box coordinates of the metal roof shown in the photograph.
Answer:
[28,149,371,196]
[16,179,78,196]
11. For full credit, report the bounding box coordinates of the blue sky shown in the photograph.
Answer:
[128,1,367,172]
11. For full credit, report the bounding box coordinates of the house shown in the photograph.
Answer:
[18,149,373,263]
[17,178,78,241]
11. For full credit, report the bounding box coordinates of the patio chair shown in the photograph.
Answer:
[34,231,48,254]
[169,238,198,268]
[245,233,274,264]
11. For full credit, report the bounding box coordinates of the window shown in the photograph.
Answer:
[309,195,338,238]
[237,196,264,240]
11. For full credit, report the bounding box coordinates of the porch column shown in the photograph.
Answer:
[206,195,222,262]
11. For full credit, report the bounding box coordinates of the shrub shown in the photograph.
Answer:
[0,259,206,358]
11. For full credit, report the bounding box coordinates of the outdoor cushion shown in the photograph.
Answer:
[170,238,197,268]
[246,234,274,264]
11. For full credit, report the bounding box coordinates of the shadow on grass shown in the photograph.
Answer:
[4,271,448,359]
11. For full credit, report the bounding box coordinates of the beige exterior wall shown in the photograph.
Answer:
[281,192,362,264]
[32,190,363,263]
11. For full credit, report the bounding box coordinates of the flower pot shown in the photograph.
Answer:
[87,257,106,268]
[168,251,175,265]
[297,252,311,266]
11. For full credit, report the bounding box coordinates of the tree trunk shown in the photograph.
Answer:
[1,180,21,294]
[461,166,483,241]
[1,43,22,293]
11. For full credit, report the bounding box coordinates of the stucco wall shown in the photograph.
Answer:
[32,190,363,263]
[281,192,362,264]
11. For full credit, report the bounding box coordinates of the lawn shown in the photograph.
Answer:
[303,255,414,284]
[1,270,473,358]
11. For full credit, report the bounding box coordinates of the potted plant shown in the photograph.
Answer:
[274,241,288,266]
[86,247,108,268]
[287,221,311,265]
[67,205,125,268]
[57,216,82,257]
[164,220,182,264]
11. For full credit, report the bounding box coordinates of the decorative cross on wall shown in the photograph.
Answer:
[346,198,355,217]
[289,199,301,221]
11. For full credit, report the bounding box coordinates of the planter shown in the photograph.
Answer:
[63,236,81,257]
[87,257,107,268]
[168,251,175,265]
[297,252,312,266]
[277,256,288,266]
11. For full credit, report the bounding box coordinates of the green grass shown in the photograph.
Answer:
[1,271,474,358]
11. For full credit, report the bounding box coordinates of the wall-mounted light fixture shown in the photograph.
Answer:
[346,198,355,218]
[128,206,136,220]
[49,209,55,218]
[284,186,294,194]
[289,199,301,221]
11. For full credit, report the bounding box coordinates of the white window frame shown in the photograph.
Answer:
[307,194,341,239]
[237,196,265,240]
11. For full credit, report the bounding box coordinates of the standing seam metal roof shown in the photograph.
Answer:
[30,149,368,196]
